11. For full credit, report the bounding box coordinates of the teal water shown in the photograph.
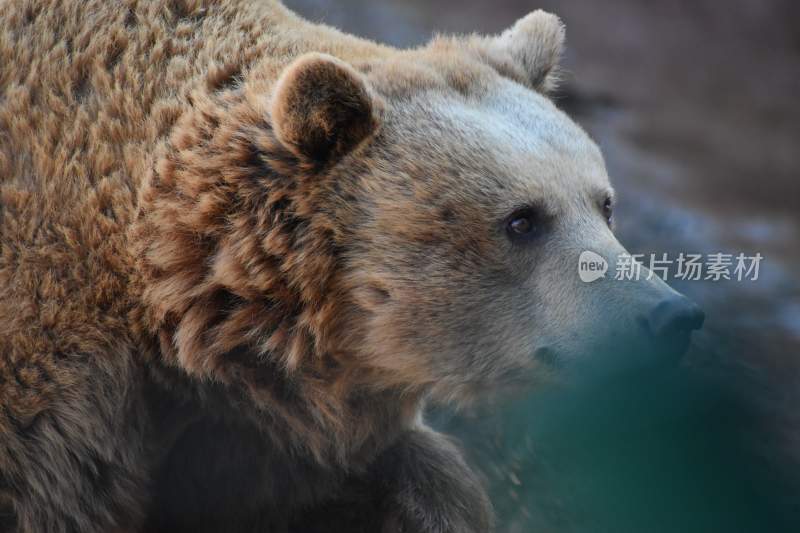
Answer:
[436,347,798,533]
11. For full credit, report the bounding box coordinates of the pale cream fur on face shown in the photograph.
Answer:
[345,73,681,392]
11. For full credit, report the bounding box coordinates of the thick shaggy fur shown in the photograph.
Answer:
[0,1,572,531]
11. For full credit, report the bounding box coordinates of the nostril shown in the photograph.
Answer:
[647,296,705,338]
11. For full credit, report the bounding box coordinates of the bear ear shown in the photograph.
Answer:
[481,10,565,93]
[270,53,380,163]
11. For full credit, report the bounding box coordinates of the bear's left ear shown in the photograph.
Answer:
[471,10,565,94]
[270,53,381,163]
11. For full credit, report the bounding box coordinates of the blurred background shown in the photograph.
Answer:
[286,2,800,531]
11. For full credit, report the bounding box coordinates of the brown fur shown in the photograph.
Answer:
[270,53,382,162]
[0,1,567,531]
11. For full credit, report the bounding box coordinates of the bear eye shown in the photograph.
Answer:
[602,196,613,225]
[505,207,543,242]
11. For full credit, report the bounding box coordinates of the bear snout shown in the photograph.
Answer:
[635,294,706,360]
[646,295,705,340]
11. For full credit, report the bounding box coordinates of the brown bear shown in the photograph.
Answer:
[0,1,704,531]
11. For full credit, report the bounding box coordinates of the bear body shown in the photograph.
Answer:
[0,1,664,531]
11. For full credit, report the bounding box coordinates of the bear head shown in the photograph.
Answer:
[132,11,703,427]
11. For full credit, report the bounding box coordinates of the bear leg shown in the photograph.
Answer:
[372,428,493,533]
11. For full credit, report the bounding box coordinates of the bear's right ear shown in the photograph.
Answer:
[270,53,381,164]
[471,10,565,94]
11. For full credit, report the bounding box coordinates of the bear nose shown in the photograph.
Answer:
[647,296,705,339]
